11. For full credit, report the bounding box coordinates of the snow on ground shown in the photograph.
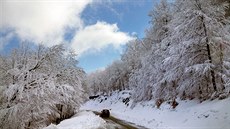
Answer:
[44,111,107,129]
[81,90,230,129]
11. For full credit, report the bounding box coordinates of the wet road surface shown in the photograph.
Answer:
[92,111,149,129]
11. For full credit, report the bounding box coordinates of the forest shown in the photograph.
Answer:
[88,0,230,104]
[0,0,230,128]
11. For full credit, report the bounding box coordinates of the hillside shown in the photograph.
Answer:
[82,90,230,129]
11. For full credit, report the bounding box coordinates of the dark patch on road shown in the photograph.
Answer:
[92,111,149,129]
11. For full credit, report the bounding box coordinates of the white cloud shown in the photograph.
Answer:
[0,0,91,46]
[71,21,134,56]
[0,0,134,56]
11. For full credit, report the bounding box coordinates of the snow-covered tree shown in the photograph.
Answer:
[87,69,107,95]
[165,0,230,100]
[107,60,130,92]
[0,43,86,129]
[131,0,173,103]
[121,39,148,90]
[87,60,130,95]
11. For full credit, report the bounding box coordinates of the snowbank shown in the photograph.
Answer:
[44,111,106,129]
[81,90,230,129]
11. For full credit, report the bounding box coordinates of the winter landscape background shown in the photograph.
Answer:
[0,0,230,129]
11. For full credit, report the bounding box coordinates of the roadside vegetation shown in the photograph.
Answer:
[0,44,87,128]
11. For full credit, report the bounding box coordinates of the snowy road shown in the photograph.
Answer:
[92,111,149,129]
[44,110,149,129]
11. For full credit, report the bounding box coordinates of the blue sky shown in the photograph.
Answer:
[78,0,155,72]
[0,0,157,73]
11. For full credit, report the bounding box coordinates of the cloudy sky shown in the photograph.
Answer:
[0,0,155,73]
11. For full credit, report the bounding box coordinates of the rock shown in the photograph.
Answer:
[219,93,228,100]
[155,99,164,109]
[100,109,110,118]
[89,95,99,99]
[171,99,178,109]
[122,97,130,105]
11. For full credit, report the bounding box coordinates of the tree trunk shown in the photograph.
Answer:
[201,16,217,92]
[219,43,225,91]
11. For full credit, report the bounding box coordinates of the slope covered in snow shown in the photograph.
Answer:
[81,90,230,129]
[44,111,107,129]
